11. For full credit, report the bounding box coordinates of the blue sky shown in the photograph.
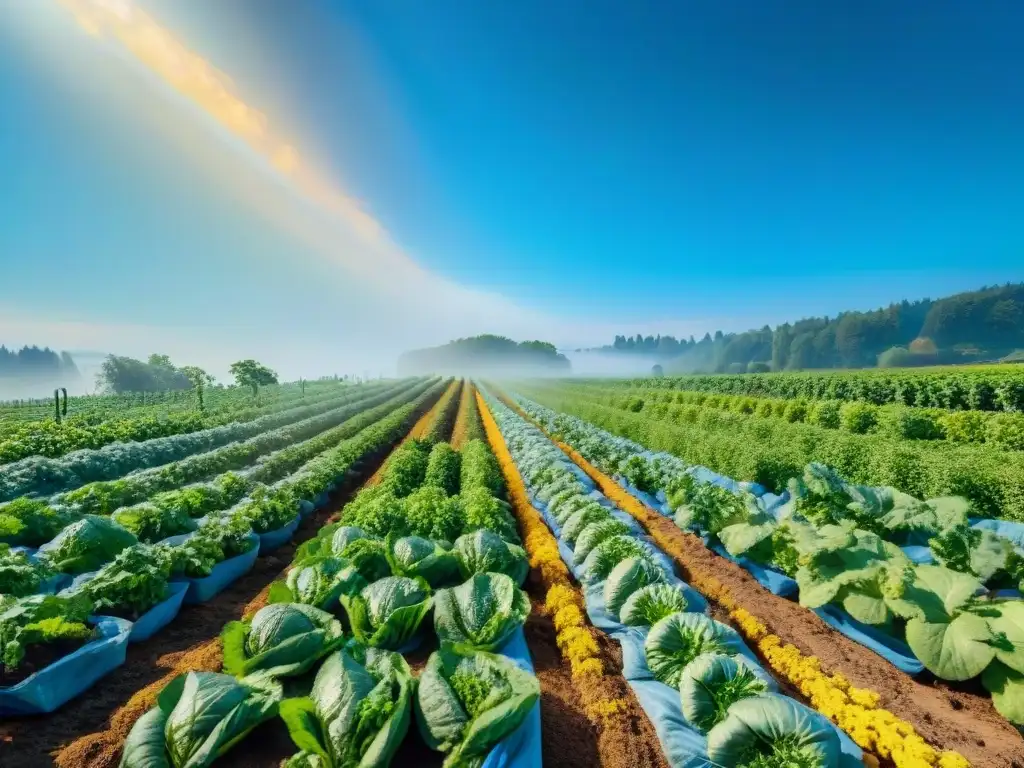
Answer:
[1,1,1022,377]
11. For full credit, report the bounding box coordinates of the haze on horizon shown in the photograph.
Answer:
[1,0,1021,387]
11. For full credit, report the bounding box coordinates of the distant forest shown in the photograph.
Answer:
[592,283,1024,374]
[0,346,81,383]
[398,334,571,375]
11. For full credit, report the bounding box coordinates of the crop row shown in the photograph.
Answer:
[477,386,876,768]
[0,380,353,464]
[521,382,1024,523]
[0,379,411,502]
[600,366,1024,412]
[507,389,1024,731]
[563,382,1024,449]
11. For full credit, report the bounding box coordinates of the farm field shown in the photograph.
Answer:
[2,373,1023,768]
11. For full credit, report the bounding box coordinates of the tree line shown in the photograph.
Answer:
[398,334,571,375]
[0,346,80,380]
[596,283,1024,373]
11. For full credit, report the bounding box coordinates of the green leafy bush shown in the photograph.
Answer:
[39,515,138,575]
[839,402,879,434]
[0,593,95,672]
[0,543,55,597]
[221,603,345,679]
[424,442,462,496]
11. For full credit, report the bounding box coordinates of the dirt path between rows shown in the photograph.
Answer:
[497,391,1024,768]
[0,389,444,768]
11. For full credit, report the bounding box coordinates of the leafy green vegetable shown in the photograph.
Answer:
[434,573,529,652]
[929,523,1017,584]
[572,519,631,567]
[1,593,95,671]
[405,486,465,542]
[0,543,55,597]
[679,653,770,732]
[415,647,539,768]
[380,440,431,497]
[644,612,748,688]
[579,535,654,584]
[119,671,281,768]
[234,485,299,534]
[453,530,529,586]
[424,442,462,496]
[561,505,613,546]
[460,489,520,544]
[342,576,432,650]
[620,583,690,627]
[221,603,345,679]
[705,694,840,768]
[386,535,459,588]
[280,648,414,768]
[339,487,408,539]
[268,556,367,609]
[191,514,255,560]
[459,440,504,498]
[75,544,173,618]
[674,483,750,536]
[111,503,197,544]
[39,515,138,575]
[0,498,74,548]
[604,557,665,619]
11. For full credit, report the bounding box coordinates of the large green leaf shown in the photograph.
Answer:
[981,661,1024,725]
[644,612,747,688]
[679,653,770,732]
[717,520,776,559]
[905,613,996,681]
[604,557,664,620]
[342,577,432,651]
[433,573,529,652]
[988,601,1024,674]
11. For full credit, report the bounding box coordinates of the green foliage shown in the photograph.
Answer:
[76,544,173,618]
[341,576,432,651]
[459,440,505,497]
[0,498,74,548]
[121,671,281,768]
[620,583,690,627]
[39,515,138,575]
[414,647,540,767]
[644,612,748,689]
[112,503,197,544]
[679,653,770,732]
[0,593,95,671]
[221,603,345,679]
[404,486,465,542]
[839,401,879,434]
[229,359,280,396]
[433,572,530,652]
[381,441,431,497]
[424,443,462,496]
[453,530,529,586]
[0,543,55,597]
[604,557,665,619]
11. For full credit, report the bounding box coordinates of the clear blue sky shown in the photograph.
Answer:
[1,1,1022,376]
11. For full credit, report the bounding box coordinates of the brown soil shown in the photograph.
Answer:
[0,638,92,689]
[526,412,1024,768]
[0,390,442,768]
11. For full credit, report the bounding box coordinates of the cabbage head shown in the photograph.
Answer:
[645,612,748,688]
[553,497,599,527]
[321,527,391,583]
[705,693,841,768]
[268,556,367,610]
[561,505,613,547]
[434,573,529,652]
[222,603,345,679]
[620,583,689,627]
[40,515,138,574]
[415,647,539,768]
[604,557,665,619]
[679,653,771,732]
[453,530,529,586]
[386,535,459,588]
[342,576,432,650]
[280,648,413,768]
[120,671,281,768]
[572,519,632,567]
[580,535,655,584]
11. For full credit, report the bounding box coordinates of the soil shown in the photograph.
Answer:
[556,435,1024,768]
[0,638,92,689]
[0,389,442,768]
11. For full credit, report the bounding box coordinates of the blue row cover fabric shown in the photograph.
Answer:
[482,627,543,768]
[124,581,189,643]
[614,477,673,516]
[165,532,260,604]
[314,491,330,508]
[971,517,1024,548]
[0,616,132,716]
[298,499,316,518]
[708,543,799,598]
[900,545,935,565]
[813,606,924,676]
[258,514,301,554]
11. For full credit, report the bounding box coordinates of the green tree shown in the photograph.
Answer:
[180,365,215,410]
[229,359,279,396]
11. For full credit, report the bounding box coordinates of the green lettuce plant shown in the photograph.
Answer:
[119,671,281,768]
[75,544,173,619]
[452,530,529,586]
[0,593,95,672]
[705,694,841,768]
[679,653,770,732]
[39,515,138,575]
[267,556,367,610]
[342,576,432,650]
[279,648,414,768]
[604,557,665,619]
[386,535,459,588]
[0,543,55,597]
[644,612,748,688]
[620,583,689,627]
[433,573,529,652]
[415,647,539,768]
[221,603,345,679]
